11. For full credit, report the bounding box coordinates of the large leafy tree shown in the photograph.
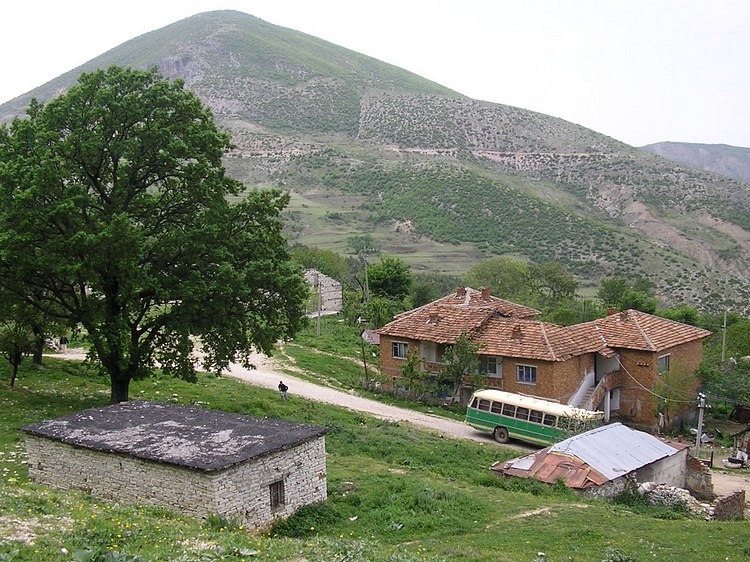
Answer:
[463,257,531,302]
[0,66,308,403]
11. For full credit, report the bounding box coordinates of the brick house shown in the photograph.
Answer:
[377,287,711,427]
[21,401,327,533]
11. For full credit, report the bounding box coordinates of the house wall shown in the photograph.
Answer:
[497,355,589,404]
[618,340,704,427]
[25,435,327,533]
[581,449,688,499]
[379,335,419,380]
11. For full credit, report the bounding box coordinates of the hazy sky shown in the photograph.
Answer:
[2,1,748,148]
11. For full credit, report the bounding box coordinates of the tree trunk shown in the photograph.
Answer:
[10,363,19,387]
[32,337,44,365]
[109,374,131,404]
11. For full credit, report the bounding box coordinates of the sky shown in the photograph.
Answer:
[2,0,749,148]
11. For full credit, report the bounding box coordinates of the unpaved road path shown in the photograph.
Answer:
[223,353,533,453]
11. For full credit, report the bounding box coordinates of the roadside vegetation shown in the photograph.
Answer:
[2,355,749,562]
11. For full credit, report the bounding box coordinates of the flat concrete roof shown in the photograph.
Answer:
[21,401,327,472]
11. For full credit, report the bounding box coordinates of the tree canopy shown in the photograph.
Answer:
[0,66,308,403]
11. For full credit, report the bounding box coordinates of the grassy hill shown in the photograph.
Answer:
[1,339,747,561]
[2,10,749,314]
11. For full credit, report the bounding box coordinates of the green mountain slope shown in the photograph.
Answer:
[2,10,749,313]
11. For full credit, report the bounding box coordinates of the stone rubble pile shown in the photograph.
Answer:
[637,482,709,518]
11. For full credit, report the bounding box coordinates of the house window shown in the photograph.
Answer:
[516,365,537,384]
[658,354,670,374]
[392,341,408,359]
[479,356,502,378]
[270,480,285,509]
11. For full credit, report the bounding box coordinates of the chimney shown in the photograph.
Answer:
[481,287,490,300]
[511,325,523,341]
[456,286,466,297]
[607,307,618,316]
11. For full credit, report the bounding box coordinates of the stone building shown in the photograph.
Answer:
[304,269,343,316]
[21,401,327,532]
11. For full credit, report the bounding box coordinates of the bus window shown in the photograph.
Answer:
[529,410,543,424]
[515,407,529,420]
[478,399,491,411]
[491,402,503,414]
[470,397,478,408]
[502,403,516,417]
[543,413,556,426]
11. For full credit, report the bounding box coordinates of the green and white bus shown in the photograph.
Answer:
[465,389,604,446]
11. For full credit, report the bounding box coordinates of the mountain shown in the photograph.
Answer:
[641,142,750,185]
[2,10,749,314]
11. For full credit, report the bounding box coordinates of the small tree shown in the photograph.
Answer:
[367,256,413,301]
[653,362,700,428]
[0,305,35,387]
[440,332,482,400]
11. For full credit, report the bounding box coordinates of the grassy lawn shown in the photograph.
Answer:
[0,349,748,561]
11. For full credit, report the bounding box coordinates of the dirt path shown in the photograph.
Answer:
[223,352,533,453]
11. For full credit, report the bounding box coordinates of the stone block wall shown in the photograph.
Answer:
[712,489,746,520]
[25,435,327,532]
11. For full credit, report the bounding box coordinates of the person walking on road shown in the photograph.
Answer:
[278,380,288,400]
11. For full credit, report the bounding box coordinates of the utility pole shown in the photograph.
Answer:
[721,309,727,363]
[314,271,321,337]
[694,393,706,458]
[363,250,370,304]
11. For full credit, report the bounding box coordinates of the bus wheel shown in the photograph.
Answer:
[493,427,510,443]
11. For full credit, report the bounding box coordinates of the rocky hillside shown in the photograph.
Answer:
[641,141,750,185]
[2,10,749,314]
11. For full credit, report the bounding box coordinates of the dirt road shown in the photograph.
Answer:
[222,353,533,453]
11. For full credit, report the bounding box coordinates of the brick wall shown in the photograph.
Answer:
[618,341,703,426]
[379,335,418,380]
[25,435,327,533]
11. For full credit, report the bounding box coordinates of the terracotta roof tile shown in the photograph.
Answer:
[574,309,711,352]
[473,318,586,361]
[378,287,540,344]
[379,291,711,360]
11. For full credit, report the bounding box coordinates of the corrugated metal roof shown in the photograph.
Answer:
[550,423,678,480]
[492,423,682,488]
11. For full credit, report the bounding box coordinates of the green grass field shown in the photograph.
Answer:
[1,333,748,561]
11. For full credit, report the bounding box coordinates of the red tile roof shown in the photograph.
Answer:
[377,287,540,344]
[570,309,712,352]
[378,288,711,360]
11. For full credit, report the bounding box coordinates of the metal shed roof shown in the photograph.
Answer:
[550,423,679,480]
[492,423,686,487]
[21,401,327,472]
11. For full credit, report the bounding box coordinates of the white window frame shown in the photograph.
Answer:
[516,364,537,385]
[392,341,408,360]
[658,354,670,374]
[480,356,502,378]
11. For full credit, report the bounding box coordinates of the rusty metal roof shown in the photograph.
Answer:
[492,423,682,488]
[21,401,327,472]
